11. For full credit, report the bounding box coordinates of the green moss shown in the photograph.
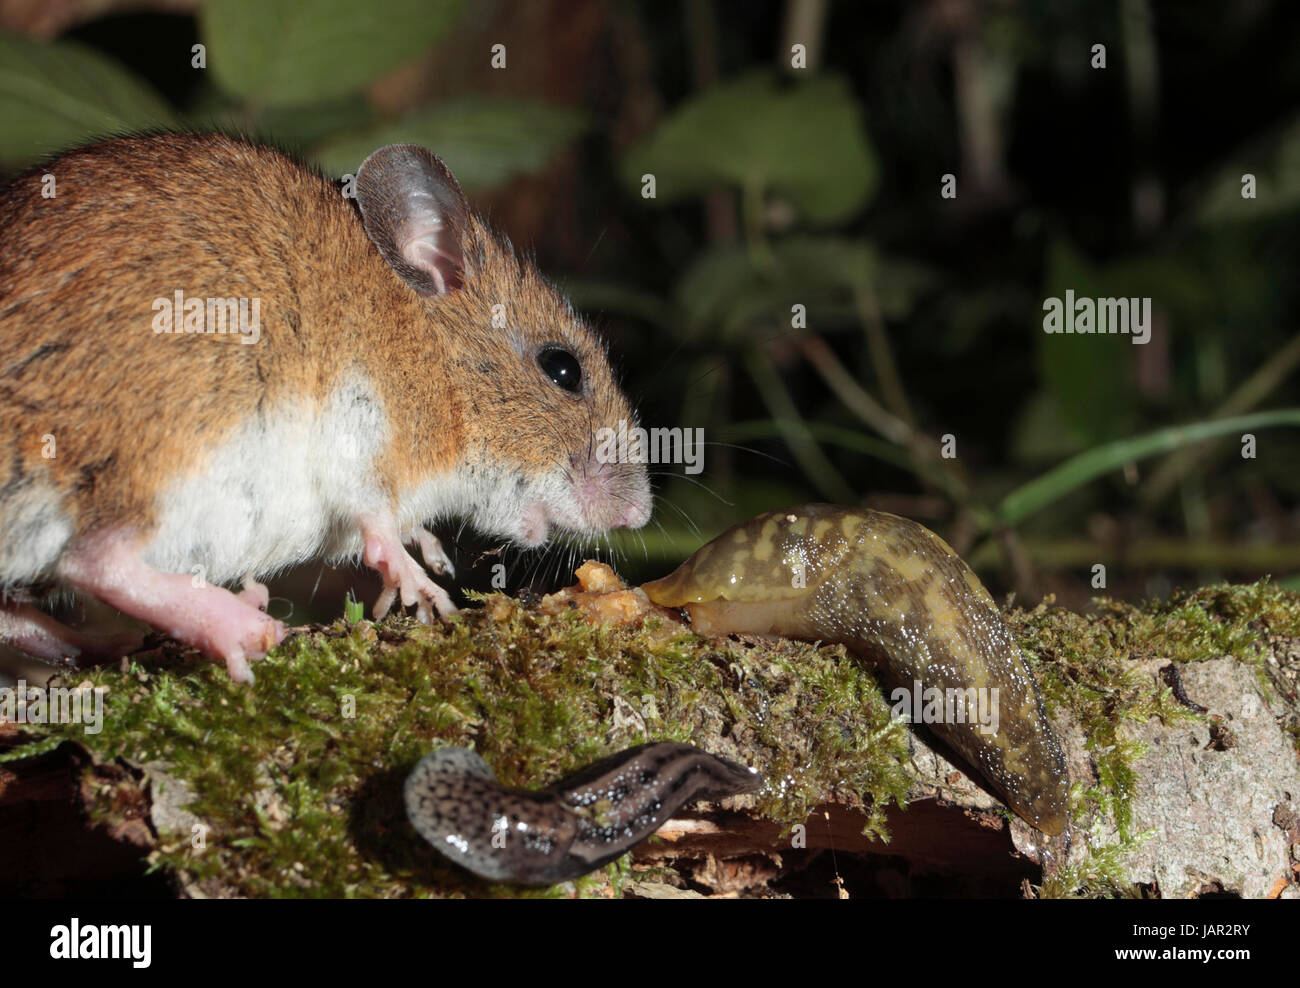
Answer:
[1008,579,1300,837]
[343,591,366,625]
[1008,597,1198,837]
[1037,826,1161,899]
[9,577,1293,897]
[1008,578,1299,898]
[7,596,911,897]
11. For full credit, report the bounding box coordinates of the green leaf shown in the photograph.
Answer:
[251,93,377,148]
[181,83,379,150]
[622,71,878,225]
[1196,113,1300,225]
[1038,239,1138,445]
[675,236,928,341]
[998,409,1300,526]
[343,592,365,625]
[310,99,587,190]
[1039,238,1226,445]
[200,0,465,107]
[1009,390,1087,464]
[0,35,176,168]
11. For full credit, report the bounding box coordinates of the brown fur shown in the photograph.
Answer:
[0,133,640,583]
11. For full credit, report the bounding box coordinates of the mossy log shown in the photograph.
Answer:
[2,581,1298,898]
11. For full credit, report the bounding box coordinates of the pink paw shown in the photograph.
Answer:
[55,530,286,684]
[360,516,458,623]
[417,528,455,577]
[193,596,286,684]
[0,601,145,665]
[237,576,271,612]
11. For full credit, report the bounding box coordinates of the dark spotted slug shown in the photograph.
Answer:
[405,741,760,884]
[641,503,1069,835]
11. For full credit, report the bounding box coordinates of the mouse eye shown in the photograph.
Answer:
[538,347,583,394]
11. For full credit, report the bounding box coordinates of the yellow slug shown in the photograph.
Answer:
[641,503,1069,835]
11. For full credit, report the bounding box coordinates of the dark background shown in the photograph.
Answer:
[3,0,1300,626]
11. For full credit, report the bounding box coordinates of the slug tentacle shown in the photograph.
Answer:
[404,742,760,885]
[642,503,1069,835]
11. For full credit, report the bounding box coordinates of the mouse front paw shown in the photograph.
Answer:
[416,527,455,578]
[359,515,458,624]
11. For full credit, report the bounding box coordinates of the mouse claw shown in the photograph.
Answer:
[361,514,458,624]
[416,574,457,623]
[373,586,398,621]
[239,575,270,612]
[417,528,455,578]
[225,650,256,685]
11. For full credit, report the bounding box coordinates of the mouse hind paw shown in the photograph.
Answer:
[55,531,286,684]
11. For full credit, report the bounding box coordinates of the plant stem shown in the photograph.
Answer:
[999,409,1300,526]
[853,281,916,428]
[744,346,856,503]
[1141,329,1300,505]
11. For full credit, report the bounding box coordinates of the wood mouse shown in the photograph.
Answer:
[0,133,651,683]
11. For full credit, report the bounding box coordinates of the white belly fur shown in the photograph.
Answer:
[145,375,394,584]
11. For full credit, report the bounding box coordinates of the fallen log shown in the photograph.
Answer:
[2,579,1298,898]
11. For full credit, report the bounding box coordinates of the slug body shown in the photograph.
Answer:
[641,504,1069,835]
[404,742,760,884]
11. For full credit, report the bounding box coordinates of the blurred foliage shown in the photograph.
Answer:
[198,0,466,107]
[312,100,588,191]
[2,0,1300,601]
[0,0,572,186]
[620,71,879,225]
[0,34,178,153]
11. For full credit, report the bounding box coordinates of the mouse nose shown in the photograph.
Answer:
[575,453,652,531]
[615,499,652,530]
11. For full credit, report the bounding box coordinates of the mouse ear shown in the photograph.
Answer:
[356,144,469,297]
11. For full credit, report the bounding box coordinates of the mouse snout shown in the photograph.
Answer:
[570,455,651,532]
[610,495,652,530]
[625,498,652,528]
